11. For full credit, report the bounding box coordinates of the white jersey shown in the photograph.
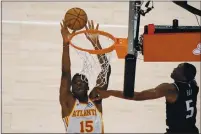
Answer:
[63,99,104,133]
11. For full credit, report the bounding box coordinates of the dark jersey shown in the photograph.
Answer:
[166,80,199,132]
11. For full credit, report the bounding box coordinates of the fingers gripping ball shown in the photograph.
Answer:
[64,7,88,31]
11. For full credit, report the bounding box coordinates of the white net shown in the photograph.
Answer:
[70,31,114,89]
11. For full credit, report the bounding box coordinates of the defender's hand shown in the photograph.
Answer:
[85,20,99,45]
[92,89,111,101]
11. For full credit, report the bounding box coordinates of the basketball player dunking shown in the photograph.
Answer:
[59,20,111,133]
[95,63,199,133]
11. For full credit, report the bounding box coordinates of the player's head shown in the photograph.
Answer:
[71,73,89,101]
[171,63,196,82]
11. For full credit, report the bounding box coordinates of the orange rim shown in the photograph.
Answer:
[67,29,117,54]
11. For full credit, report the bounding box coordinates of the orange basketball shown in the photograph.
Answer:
[64,7,88,31]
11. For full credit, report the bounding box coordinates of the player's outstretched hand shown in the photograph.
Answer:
[60,19,76,45]
[85,20,99,45]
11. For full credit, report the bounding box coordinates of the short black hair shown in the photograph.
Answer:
[183,63,196,82]
[72,73,88,83]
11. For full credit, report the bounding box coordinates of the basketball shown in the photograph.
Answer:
[64,7,88,31]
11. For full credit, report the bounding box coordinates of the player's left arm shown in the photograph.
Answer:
[96,83,176,101]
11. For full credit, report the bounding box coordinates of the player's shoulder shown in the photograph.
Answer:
[158,83,176,90]
[191,80,199,87]
[61,97,77,118]
[157,83,178,96]
[161,83,178,102]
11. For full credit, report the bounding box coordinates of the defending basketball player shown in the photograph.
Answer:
[95,63,199,133]
[59,19,111,133]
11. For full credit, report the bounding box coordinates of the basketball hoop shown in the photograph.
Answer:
[67,29,117,54]
[66,29,127,89]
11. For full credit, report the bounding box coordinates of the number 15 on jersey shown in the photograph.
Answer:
[80,120,94,133]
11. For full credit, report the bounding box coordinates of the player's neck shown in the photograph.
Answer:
[173,77,187,83]
[78,97,89,104]
[174,79,189,83]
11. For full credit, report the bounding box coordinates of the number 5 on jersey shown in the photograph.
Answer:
[80,120,94,133]
[186,100,194,119]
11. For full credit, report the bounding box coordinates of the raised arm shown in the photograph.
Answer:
[92,39,111,90]
[85,20,110,69]
[96,83,177,101]
[84,20,111,100]
[59,20,75,117]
